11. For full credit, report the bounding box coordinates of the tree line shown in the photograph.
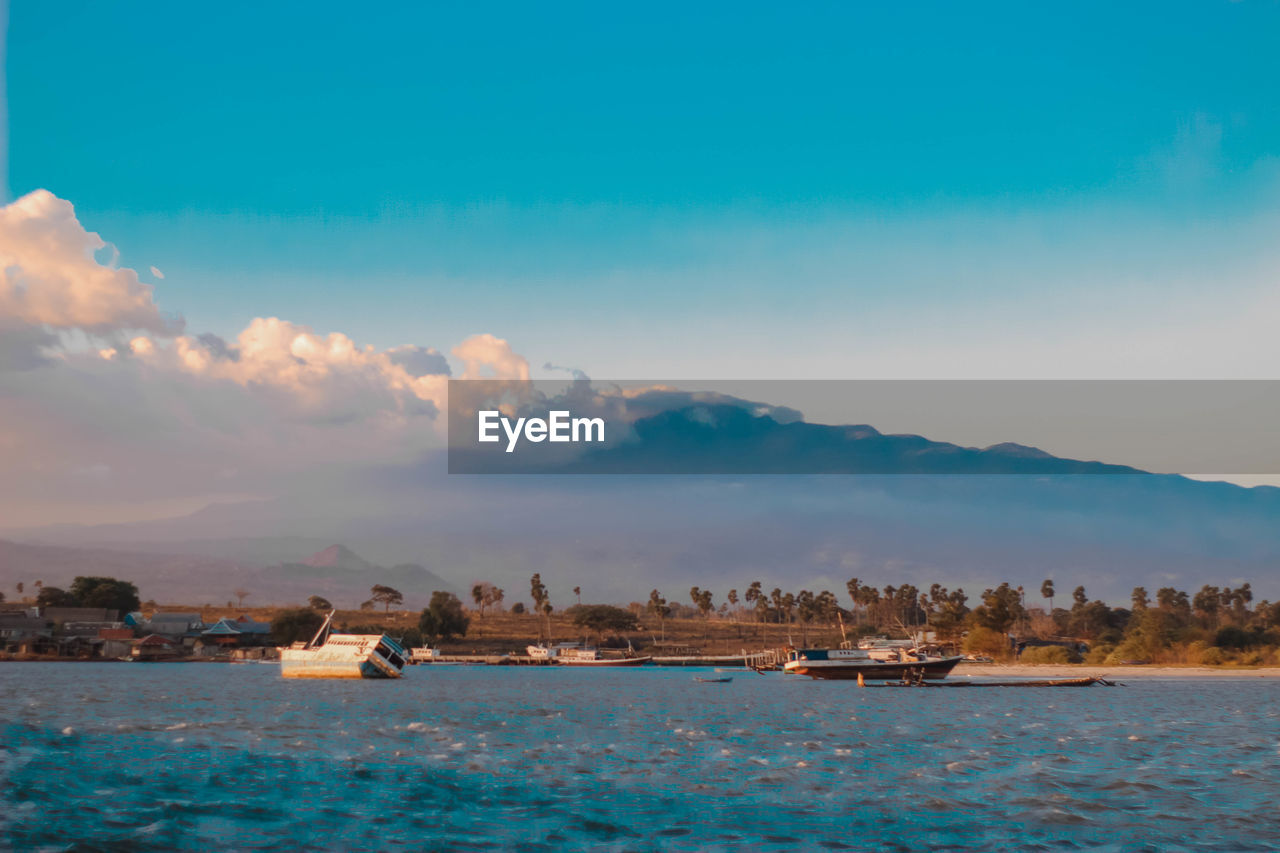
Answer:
[490,575,1280,665]
[15,572,1280,664]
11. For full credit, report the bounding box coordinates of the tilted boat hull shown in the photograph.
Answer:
[279,656,400,679]
[279,626,406,679]
[784,655,963,681]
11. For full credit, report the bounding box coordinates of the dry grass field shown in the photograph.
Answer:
[153,604,856,654]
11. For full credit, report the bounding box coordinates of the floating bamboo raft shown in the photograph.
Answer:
[875,675,1119,688]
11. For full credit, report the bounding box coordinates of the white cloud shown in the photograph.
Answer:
[454,332,531,380]
[0,190,532,526]
[149,266,165,279]
[0,190,179,334]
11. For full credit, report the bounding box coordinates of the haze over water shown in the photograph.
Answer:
[3,665,1279,851]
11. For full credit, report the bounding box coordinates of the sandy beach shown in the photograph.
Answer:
[958,663,1280,679]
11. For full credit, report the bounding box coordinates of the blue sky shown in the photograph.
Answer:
[7,1,1280,378]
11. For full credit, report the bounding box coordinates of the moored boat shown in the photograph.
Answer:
[559,652,652,666]
[526,642,582,661]
[526,642,652,666]
[279,611,407,679]
[783,647,962,681]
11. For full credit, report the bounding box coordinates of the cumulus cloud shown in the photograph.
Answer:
[0,190,534,526]
[387,345,451,378]
[0,318,58,371]
[121,317,452,423]
[453,333,530,381]
[0,190,180,335]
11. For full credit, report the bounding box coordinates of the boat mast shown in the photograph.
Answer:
[306,610,335,649]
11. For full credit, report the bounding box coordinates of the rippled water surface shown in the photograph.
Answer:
[3,664,1280,851]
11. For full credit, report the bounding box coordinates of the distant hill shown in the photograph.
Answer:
[270,545,457,604]
[301,544,374,571]
[5,401,1279,604]
[0,540,456,609]
[459,403,1149,475]
[0,539,256,606]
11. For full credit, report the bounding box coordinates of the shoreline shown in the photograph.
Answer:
[6,656,1280,677]
[957,663,1280,678]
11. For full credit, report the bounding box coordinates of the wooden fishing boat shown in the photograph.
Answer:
[279,612,407,679]
[526,643,651,666]
[783,647,963,681]
[557,647,651,666]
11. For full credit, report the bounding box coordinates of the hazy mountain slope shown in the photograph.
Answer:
[0,540,456,609]
[6,402,1279,605]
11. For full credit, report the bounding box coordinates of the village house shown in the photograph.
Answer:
[98,627,136,660]
[129,634,182,661]
[44,607,120,625]
[199,614,272,648]
[0,609,54,655]
[145,612,206,647]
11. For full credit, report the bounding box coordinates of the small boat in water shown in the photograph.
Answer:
[279,611,407,679]
[783,647,962,681]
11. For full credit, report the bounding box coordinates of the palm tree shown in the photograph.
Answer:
[744,582,763,622]
[647,590,670,641]
[1040,579,1055,613]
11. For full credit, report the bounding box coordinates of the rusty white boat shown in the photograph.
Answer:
[280,611,407,679]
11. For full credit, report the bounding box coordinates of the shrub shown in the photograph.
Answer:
[419,591,470,642]
[963,627,1010,658]
[1104,634,1162,665]
[69,576,141,613]
[1085,644,1114,665]
[271,608,326,645]
[1197,646,1227,666]
[571,604,638,635]
[1213,625,1260,650]
[1020,645,1080,664]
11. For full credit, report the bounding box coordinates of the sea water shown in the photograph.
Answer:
[2,664,1279,851]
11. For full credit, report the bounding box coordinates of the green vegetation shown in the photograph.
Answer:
[36,586,77,608]
[271,607,326,644]
[369,584,404,614]
[419,591,470,642]
[624,575,1280,666]
[13,567,1280,668]
[529,574,553,638]
[471,582,504,616]
[27,577,141,612]
[1019,645,1082,665]
[570,604,639,638]
[963,626,1009,657]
